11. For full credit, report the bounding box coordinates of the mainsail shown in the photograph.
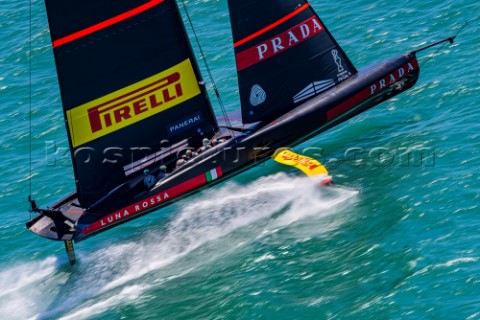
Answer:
[45,0,218,207]
[228,0,357,123]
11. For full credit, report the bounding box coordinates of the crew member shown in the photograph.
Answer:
[176,155,187,168]
[185,149,198,160]
[197,138,211,153]
[143,169,156,189]
[157,165,168,180]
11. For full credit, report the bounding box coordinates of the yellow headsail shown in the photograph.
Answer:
[272,148,331,183]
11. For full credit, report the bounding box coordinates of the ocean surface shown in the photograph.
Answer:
[1,0,479,319]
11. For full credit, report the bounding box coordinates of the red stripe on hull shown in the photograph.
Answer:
[82,166,223,235]
[53,0,165,48]
[327,58,419,120]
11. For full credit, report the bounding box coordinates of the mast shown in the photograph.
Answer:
[44,0,219,207]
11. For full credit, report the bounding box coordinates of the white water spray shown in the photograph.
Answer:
[1,173,357,320]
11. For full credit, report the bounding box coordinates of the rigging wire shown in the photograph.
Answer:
[419,21,469,69]
[28,0,33,219]
[178,0,233,131]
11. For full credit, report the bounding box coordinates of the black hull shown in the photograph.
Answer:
[27,53,419,242]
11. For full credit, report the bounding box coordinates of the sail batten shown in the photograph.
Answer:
[228,0,357,124]
[233,3,311,48]
[52,0,166,48]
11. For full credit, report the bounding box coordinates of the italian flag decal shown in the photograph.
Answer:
[205,167,222,182]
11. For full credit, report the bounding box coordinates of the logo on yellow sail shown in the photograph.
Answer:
[280,150,319,170]
[67,59,200,147]
[272,148,329,177]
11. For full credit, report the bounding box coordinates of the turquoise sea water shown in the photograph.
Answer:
[1,0,479,319]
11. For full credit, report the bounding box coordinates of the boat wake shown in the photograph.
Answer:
[1,173,358,320]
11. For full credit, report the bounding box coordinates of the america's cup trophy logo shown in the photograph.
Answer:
[331,49,345,72]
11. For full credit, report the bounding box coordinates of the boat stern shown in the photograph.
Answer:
[26,214,74,241]
[26,196,80,241]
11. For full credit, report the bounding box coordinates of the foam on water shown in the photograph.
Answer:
[0,173,357,320]
[0,257,61,320]
[57,285,146,320]
[2,0,479,318]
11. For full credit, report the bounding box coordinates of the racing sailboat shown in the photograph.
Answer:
[27,0,453,264]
